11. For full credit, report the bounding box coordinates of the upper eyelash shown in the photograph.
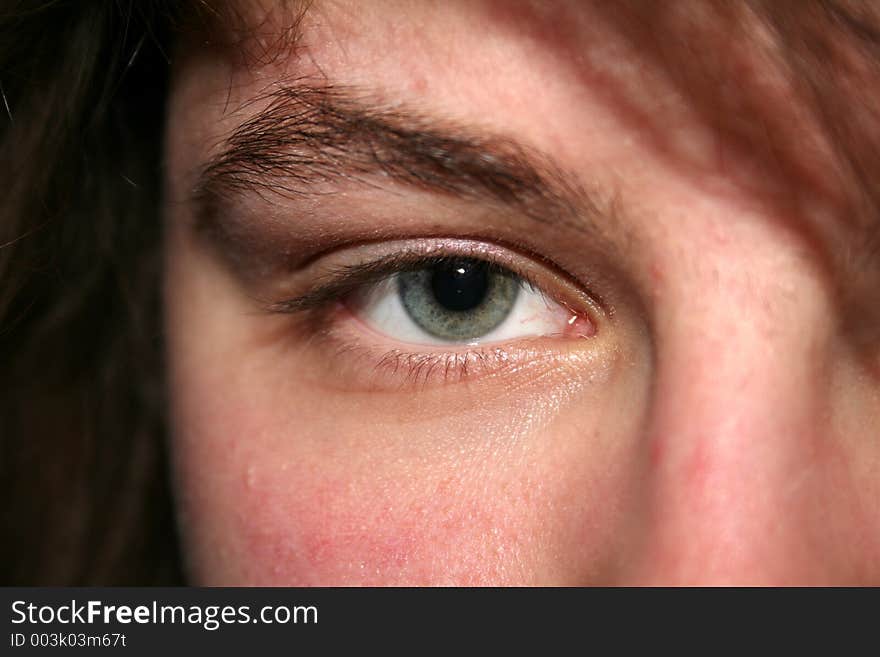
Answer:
[267,252,543,316]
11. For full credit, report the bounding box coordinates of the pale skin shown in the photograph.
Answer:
[163,1,880,584]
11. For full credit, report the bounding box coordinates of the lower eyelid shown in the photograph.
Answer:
[292,299,598,391]
[311,326,578,391]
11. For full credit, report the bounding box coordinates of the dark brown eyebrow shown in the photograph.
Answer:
[192,81,608,238]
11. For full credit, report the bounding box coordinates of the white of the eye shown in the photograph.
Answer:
[352,274,572,346]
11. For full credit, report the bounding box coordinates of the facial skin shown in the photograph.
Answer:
[163,1,880,584]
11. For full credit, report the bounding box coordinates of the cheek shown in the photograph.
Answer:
[236,469,523,586]
[168,345,641,585]
[172,395,529,585]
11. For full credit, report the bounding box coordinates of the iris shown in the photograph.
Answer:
[397,259,520,341]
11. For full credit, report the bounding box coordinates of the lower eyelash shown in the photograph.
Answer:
[309,308,569,391]
[375,348,509,387]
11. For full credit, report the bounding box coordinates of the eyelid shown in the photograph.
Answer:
[267,237,605,324]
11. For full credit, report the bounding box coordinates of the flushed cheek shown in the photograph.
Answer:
[172,378,635,585]
[235,470,536,586]
[178,429,554,586]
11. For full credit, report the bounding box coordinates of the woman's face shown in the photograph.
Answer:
[163,0,880,584]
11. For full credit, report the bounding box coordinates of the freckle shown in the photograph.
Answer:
[650,262,665,284]
[412,77,428,93]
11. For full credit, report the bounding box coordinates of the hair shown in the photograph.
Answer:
[1,0,878,585]
[0,1,180,585]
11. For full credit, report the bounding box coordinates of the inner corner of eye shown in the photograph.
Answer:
[348,257,592,345]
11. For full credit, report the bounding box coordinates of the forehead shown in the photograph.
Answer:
[173,0,880,290]
[186,2,878,193]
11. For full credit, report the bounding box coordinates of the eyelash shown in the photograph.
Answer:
[269,252,546,314]
[265,243,598,389]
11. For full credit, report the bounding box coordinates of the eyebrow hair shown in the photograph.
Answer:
[193,82,607,238]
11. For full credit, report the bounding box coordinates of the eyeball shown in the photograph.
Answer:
[349,257,576,346]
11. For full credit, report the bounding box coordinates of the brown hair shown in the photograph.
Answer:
[0,1,181,585]
[0,0,307,586]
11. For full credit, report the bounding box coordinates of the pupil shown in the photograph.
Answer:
[430,260,489,312]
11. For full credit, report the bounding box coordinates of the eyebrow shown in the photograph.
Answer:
[193,82,608,238]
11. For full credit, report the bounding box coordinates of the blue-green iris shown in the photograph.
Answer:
[397,259,520,341]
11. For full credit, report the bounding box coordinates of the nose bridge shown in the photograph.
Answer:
[629,267,835,584]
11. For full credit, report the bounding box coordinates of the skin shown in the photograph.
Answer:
[163,1,880,584]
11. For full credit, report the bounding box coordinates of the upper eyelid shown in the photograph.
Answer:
[269,253,534,315]
[265,238,606,320]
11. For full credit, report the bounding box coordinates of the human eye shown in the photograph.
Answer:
[355,256,566,345]
[268,237,604,389]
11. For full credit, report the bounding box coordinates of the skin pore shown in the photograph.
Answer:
[163,1,880,584]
